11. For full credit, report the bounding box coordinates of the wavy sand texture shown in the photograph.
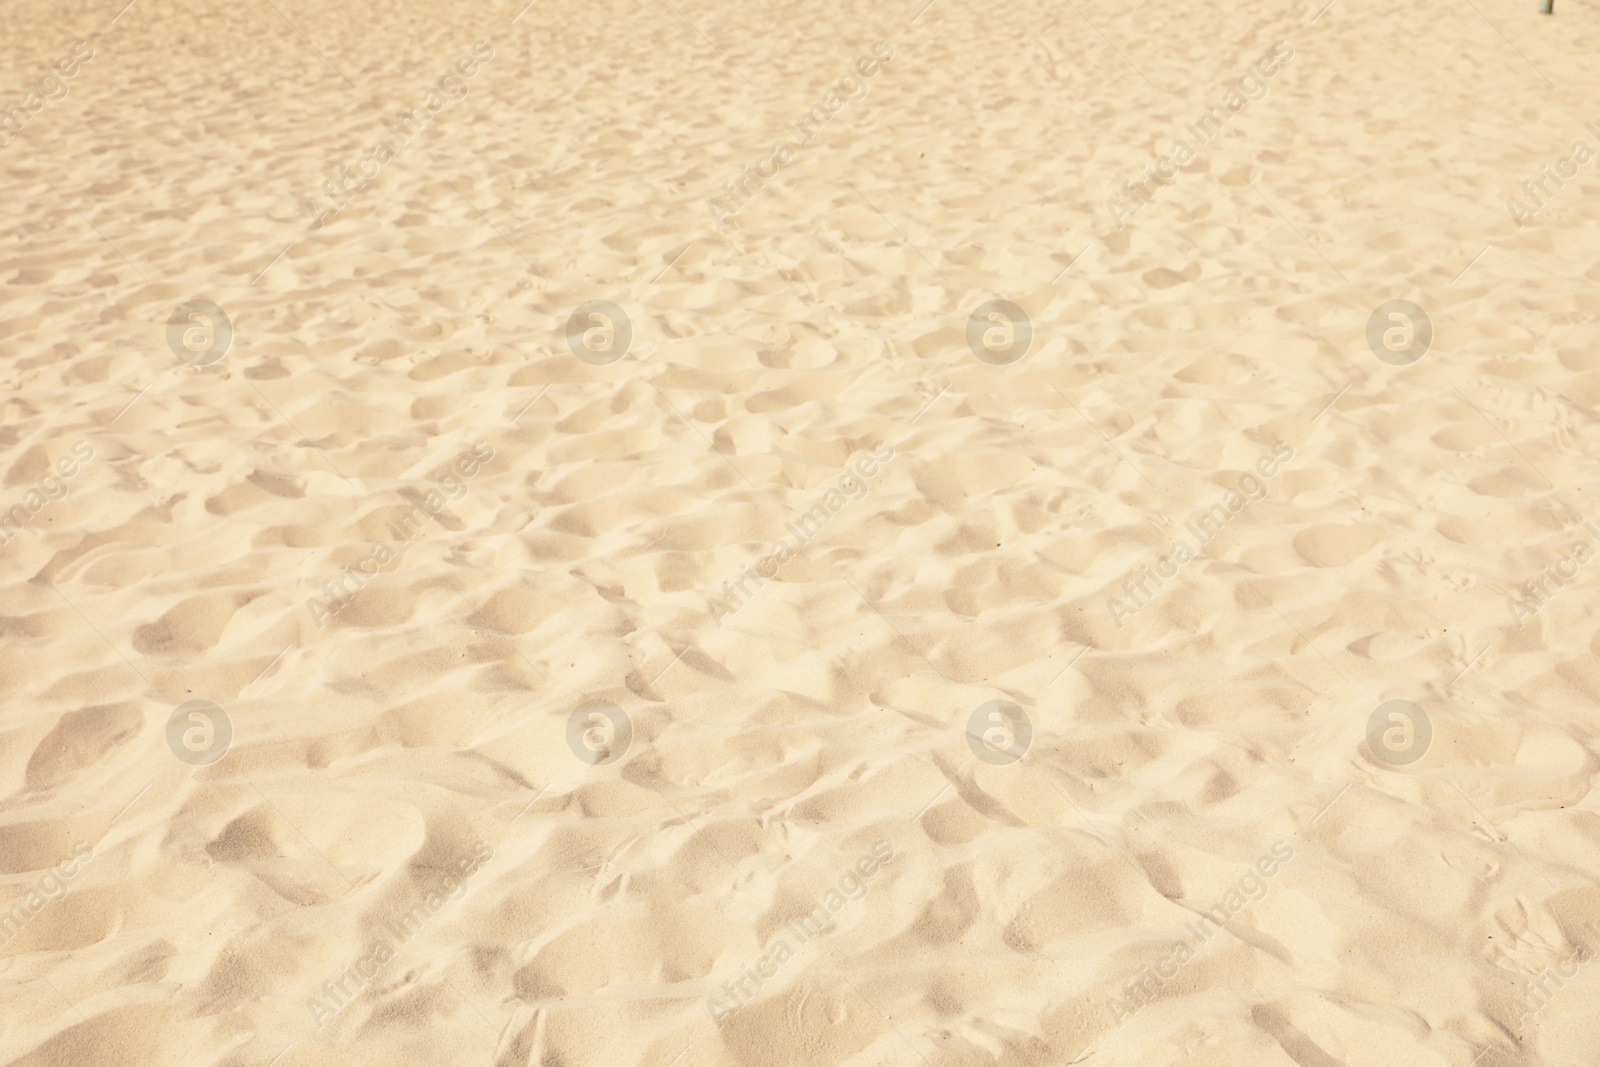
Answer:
[2,0,1600,1064]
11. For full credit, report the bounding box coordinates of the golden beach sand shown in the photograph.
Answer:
[2,0,1600,1063]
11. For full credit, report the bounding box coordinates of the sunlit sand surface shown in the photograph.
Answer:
[3,0,1600,1064]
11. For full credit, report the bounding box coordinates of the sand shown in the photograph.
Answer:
[3,0,1600,1063]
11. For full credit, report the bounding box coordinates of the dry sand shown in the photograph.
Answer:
[3,0,1600,1064]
